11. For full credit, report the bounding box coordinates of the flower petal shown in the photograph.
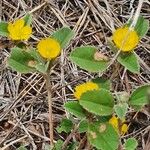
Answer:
[13,19,25,29]
[74,82,99,100]
[112,27,139,52]
[20,26,32,40]
[121,124,128,135]
[37,38,61,59]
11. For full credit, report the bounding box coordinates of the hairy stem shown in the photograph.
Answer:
[118,119,123,150]
[45,72,54,147]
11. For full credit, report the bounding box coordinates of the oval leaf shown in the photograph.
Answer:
[8,47,35,73]
[129,85,150,109]
[114,103,128,120]
[23,14,32,26]
[135,16,149,38]
[79,89,114,116]
[117,52,140,74]
[92,78,111,90]
[88,122,119,150]
[127,16,149,38]
[51,27,74,49]
[64,101,86,119]
[70,46,109,72]
[124,138,138,150]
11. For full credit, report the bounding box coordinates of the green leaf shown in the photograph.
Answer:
[57,118,73,133]
[0,21,9,37]
[17,146,27,150]
[124,138,138,150]
[35,62,48,73]
[114,103,128,120]
[8,47,35,73]
[129,85,150,109]
[134,16,149,37]
[97,116,111,123]
[23,14,32,26]
[44,144,51,150]
[53,140,63,150]
[67,142,78,150]
[27,49,45,63]
[70,46,109,72]
[25,49,48,73]
[116,92,130,103]
[92,78,111,90]
[79,89,114,116]
[127,16,149,38]
[64,101,86,119]
[78,120,88,133]
[88,122,119,150]
[117,52,140,73]
[51,27,74,49]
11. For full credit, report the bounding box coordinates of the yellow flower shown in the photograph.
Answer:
[121,124,128,135]
[112,26,139,52]
[109,116,118,129]
[8,19,32,40]
[109,116,128,135]
[37,38,61,59]
[74,82,99,100]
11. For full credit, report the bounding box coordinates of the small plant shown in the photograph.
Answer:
[70,16,149,74]
[0,14,74,148]
[62,79,149,150]
[57,10,150,150]
[0,1,149,149]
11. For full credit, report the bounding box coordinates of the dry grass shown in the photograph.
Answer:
[0,0,150,149]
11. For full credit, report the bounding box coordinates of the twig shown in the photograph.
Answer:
[106,50,121,71]
[129,0,144,29]
[0,102,33,145]
[77,135,87,150]
[1,135,28,150]
[28,2,47,14]
[0,0,2,21]
[103,0,115,31]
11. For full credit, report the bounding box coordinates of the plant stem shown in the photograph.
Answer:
[118,119,123,150]
[44,71,54,147]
